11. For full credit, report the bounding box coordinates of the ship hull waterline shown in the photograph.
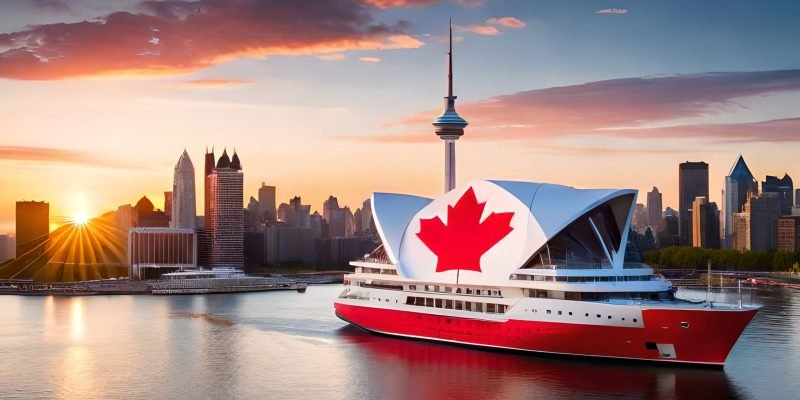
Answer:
[334,302,757,368]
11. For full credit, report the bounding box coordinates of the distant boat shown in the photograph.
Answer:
[151,267,307,295]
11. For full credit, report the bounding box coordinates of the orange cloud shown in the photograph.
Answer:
[0,146,142,169]
[359,57,382,63]
[0,0,424,80]
[359,70,800,144]
[179,79,254,87]
[486,17,526,29]
[317,53,347,61]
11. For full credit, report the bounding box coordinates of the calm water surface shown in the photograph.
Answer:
[0,285,796,399]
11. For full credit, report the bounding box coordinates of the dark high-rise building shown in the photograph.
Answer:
[206,149,244,267]
[0,234,15,263]
[692,197,720,249]
[646,187,662,230]
[733,193,781,252]
[724,155,758,248]
[278,196,311,227]
[778,216,800,253]
[679,161,709,246]
[258,183,277,221]
[15,201,49,257]
[133,196,169,227]
[323,196,355,238]
[796,189,800,207]
[762,174,793,216]
[164,191,173,221]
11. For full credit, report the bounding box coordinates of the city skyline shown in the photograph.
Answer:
[2,0,800,233]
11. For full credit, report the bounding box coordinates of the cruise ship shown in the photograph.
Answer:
[333,24,758,367]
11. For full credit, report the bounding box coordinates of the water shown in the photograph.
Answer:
[0,285,796,400]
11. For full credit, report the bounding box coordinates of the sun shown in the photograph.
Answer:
[73,211,90,225]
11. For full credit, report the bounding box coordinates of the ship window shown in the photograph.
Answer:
[585,313,589,317]
[633,319,638,323]
[607,315,612,319]
[415,297,424,306]
[445,300,453,309]
[487,304,497,314]
[645,341,657,350]
[547,310,552,314]
[681,322,689,329]
[435,299,443,308]
[557,311,562,315]
[568,312,573,316]
[475,303,483,312]
[425,298,433,307]
[406,297,415,305]
[455,301,463,311]
[596,314,601,318]
[445,287,452,293]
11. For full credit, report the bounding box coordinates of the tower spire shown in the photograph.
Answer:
[433,20,468,193]
[448,18,453,99]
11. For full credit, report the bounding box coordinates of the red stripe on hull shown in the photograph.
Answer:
[334,302,756,365]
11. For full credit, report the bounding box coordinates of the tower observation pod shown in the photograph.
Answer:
[432,20,468,193]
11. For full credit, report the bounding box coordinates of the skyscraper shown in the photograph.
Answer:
[171,150,197,229]
[258,183,277,221]
[724,155,757,247]
[762,174,793,216]
[164,191,173,220]
[15,200,49,257]
[0,234,15,263]
[692,197,720,249]
[206,149,244,268]
[733,193,781,252]
[323,196,355,238]
[646,187,662,230]
[433,21,468,193]
[679,161,709,246]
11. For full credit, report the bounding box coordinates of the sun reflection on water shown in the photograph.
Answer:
[70,298,84,342]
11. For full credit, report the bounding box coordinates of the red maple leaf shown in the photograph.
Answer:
[416,187,514,273]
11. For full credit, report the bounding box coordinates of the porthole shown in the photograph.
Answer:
[608,315,612,319]
[680,322,690,329]
[633,318,638,323]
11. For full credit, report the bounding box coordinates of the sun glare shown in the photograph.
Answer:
[73,211,90,225]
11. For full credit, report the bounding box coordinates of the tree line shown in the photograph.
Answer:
[644,246,800,272]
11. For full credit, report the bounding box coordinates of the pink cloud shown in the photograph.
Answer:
[0,0,424,80]
[360,70,800,144]
[0,146,142,168]
[455,24,500,36]
[486,17,526,29]
[359,57,382,63]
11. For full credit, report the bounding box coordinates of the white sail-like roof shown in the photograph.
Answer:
[371,180,637,286]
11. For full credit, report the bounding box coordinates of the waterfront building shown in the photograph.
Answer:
[278,196,311,227]
[361,198,374,235]
[128,227,197,280]
[778,216,800,252]
[164,191,173,220]
[732,193,781,252]
[15,200,49,257]
[258,183,277,221]
[762,174,793,216]
[657,215,679,247]
[206,149,244,268]
[265,224,319,264]
[679,161,709,246]
[244,230,266,265]
[171,150,196,229]
[115,204,135,230]
[245,196,260,230]
[692,197,720,249]
[317,237,376,264]
[796,189,800,206]
[323,196,356,238]
[646,187,662,230]
[0,234,15,262]
[724,155,758,248]
[632,203,648,234]
[134,196,169,227]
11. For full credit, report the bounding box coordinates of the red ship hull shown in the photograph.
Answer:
[334,302,757,366]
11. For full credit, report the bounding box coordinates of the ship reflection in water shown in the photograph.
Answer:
[336,325,744,400]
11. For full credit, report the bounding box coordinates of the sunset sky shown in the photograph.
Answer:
[2,0,800,234]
